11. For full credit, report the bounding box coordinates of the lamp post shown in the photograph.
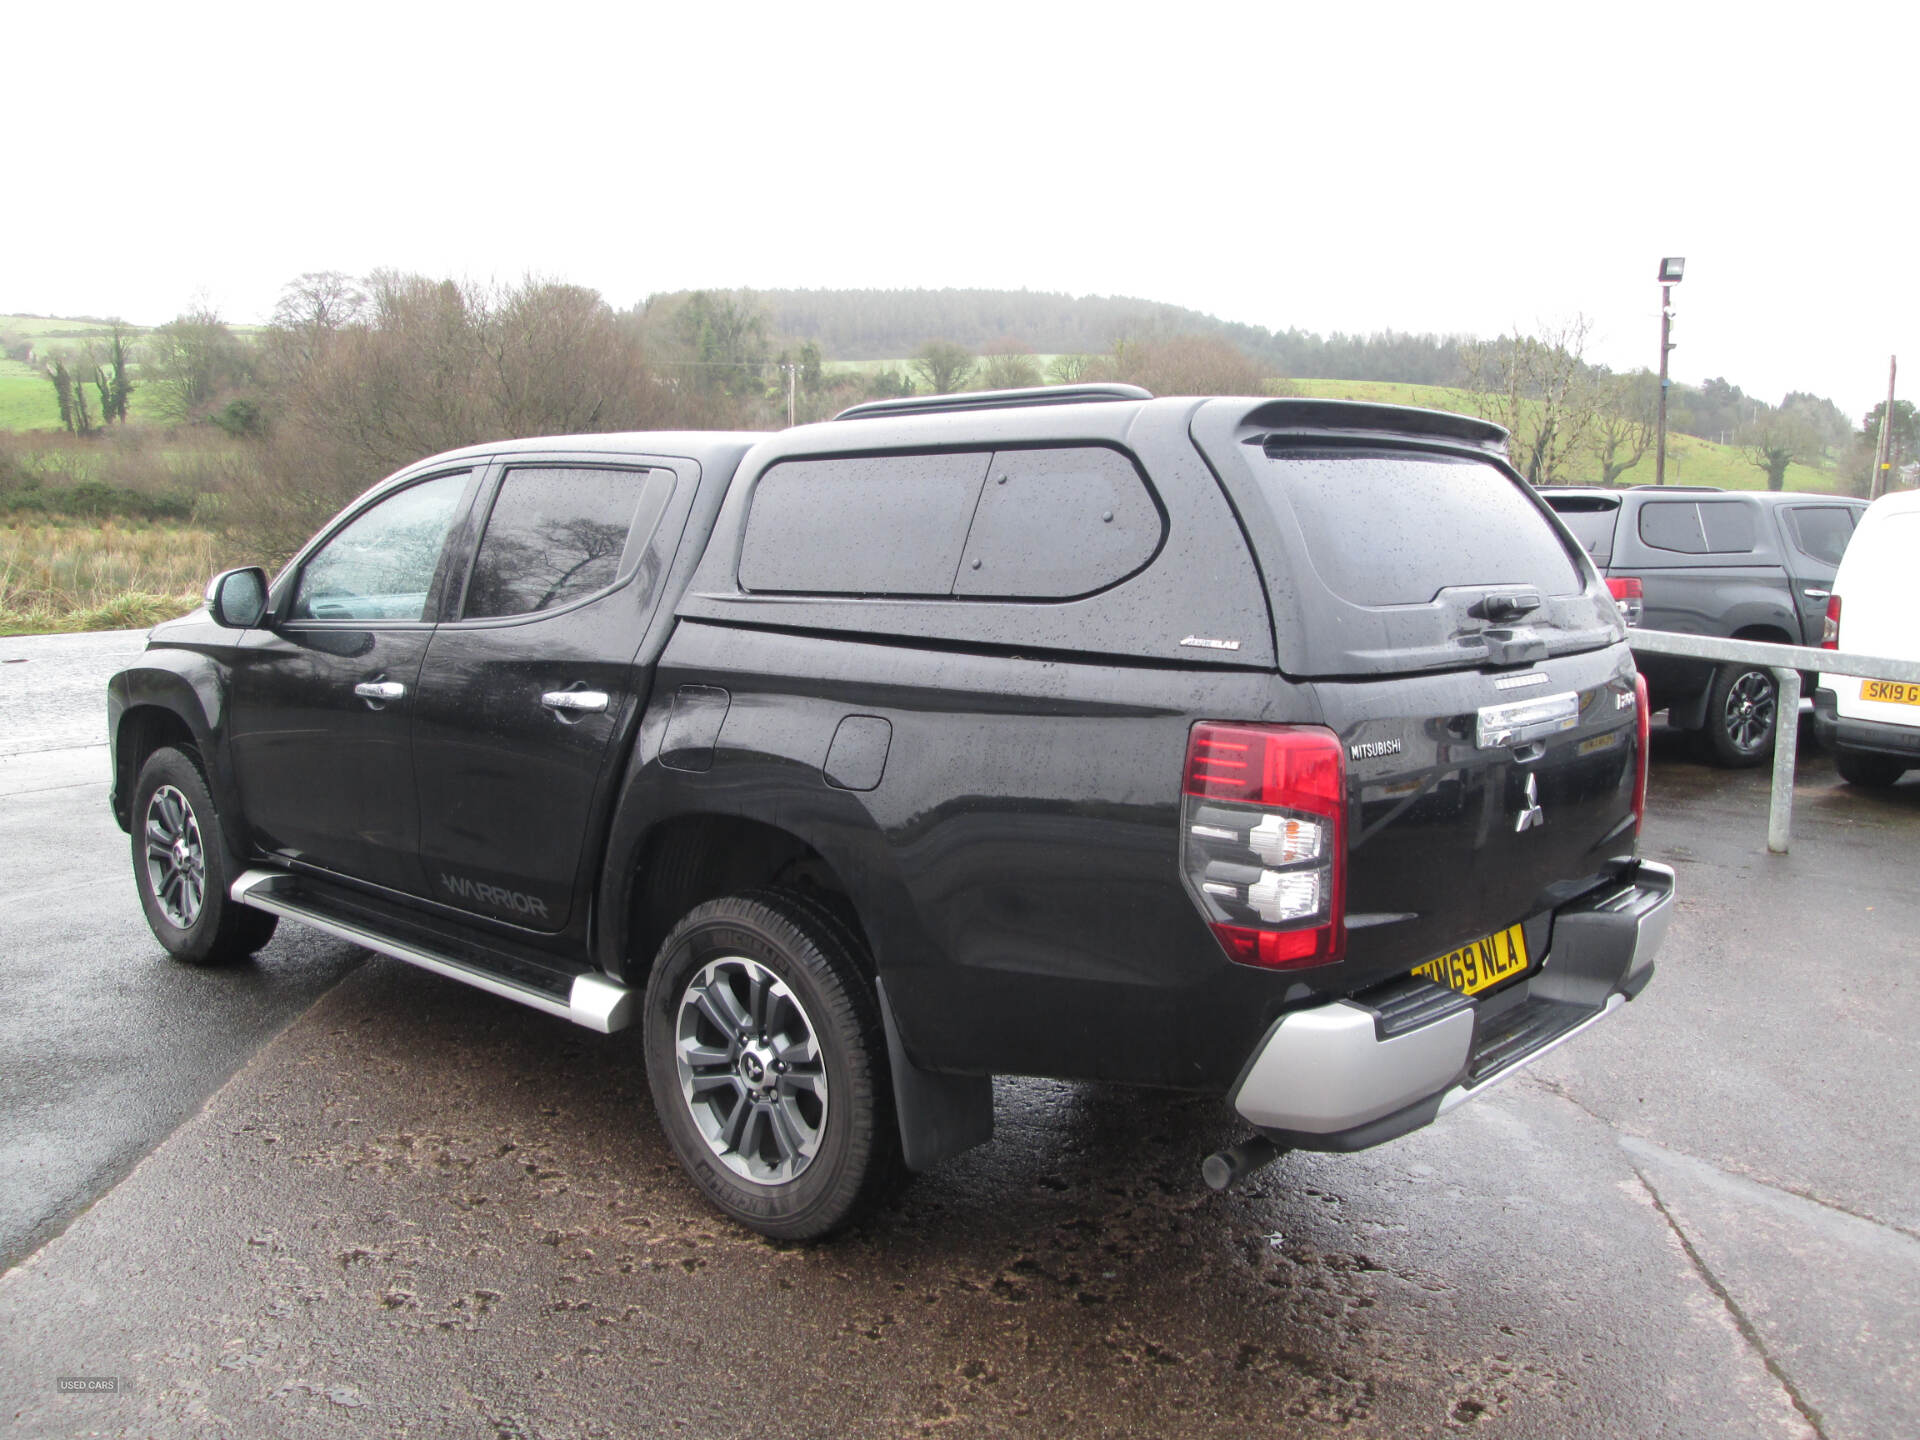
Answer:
[1655,257,1685,486]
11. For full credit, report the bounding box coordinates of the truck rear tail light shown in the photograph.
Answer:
[1605,577,1644,627]
[1822,595,1841,649]
[1182,723,1345,971]
[1632,673,1650,831]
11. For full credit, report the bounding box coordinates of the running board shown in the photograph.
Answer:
[230,869,634,1033]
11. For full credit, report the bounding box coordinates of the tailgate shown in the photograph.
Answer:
[1318,644,1642,990]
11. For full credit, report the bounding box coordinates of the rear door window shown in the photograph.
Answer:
[1784,505,1857,566]
[462,465,672,619]
[740,453,991,595]
[1262,450,1582,606]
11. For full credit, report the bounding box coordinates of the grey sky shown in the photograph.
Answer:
[12,1,1913,418]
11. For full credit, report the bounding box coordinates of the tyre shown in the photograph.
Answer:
[1702,664,1778,768]
[132,746,278,965]
[1835,748,1906,789]
[642,888,899,1241]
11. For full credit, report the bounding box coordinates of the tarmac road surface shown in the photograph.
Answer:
[1,630,1915,1438]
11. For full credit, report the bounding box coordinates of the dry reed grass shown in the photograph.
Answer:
[0,521,224,634]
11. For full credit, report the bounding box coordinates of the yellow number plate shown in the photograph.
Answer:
[1412,924,1530,996]
[1863,680,1920,706]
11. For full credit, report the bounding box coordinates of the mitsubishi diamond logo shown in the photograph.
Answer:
[1514,773,1545,833]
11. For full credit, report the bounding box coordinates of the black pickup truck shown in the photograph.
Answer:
[109,387,1672,1238]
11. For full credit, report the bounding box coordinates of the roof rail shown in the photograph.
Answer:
[832,383,1152,422]
[1629,484,1722,492]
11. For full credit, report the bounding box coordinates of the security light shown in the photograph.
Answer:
[1658,257,1686,284]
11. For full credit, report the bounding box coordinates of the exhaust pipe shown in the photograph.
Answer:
[1202,1135,1286,1191]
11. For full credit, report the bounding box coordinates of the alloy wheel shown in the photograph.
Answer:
[144,784,207,929]
[1722,669,1777,754]
[675,955,829,1185]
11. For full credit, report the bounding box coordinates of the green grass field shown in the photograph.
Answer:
[1287,378,1843,493]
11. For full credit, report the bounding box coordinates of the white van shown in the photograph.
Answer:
[1814,489,1920,786]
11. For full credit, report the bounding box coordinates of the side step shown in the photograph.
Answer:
[230,869,634,1033]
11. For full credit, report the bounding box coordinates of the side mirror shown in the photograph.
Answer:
[206,567,269,629]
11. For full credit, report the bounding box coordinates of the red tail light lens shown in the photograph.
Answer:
[1822,595,1841,650]
[1632,673,1651,831]
[1181,723,1346,970]
[1605,576,1644,627]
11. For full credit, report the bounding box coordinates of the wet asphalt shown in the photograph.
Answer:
[1,632,1916,1438]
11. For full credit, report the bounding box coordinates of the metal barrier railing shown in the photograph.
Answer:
[1627,630,1920,853]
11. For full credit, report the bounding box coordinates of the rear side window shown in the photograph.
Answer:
[1785,505,1856,566]
[953,446,1162,598]
[1699,502,1757,553]
[740,453,990,595]
[1640,499,1758,555]
[1263,450,1582,606]
[464,466,672,619]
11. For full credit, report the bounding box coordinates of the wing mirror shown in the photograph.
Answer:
[206,567,269,629]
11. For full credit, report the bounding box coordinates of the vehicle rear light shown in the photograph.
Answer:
[1822,595,1841,650]
[1605,576,1644,627]
[1631,673,1650,832]
[1181,723,1345,970]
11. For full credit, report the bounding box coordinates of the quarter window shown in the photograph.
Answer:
[463,466,672,619]
[290,472,468,622]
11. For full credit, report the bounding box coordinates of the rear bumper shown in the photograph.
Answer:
[1229,860,1673,1150]
[1812,688,1920,760]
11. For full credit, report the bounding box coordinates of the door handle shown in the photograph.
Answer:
[1802,588,1831,600]
[353,681,407,702]
[542,690,610,714]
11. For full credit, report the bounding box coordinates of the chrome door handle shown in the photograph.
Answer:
[353,681,407,701]
[542,690,610,714]
[1803,588,1830,599]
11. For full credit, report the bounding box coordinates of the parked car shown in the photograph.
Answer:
[1539,486,1867,766]
[1814,488,1920,786]
[109,389,1671,1239]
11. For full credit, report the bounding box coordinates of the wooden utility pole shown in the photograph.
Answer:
[785,363,797,428]
[1870,355,1897,499]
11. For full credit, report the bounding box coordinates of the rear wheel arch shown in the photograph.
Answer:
[621,813,873,989]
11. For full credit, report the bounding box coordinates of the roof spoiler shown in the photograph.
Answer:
[833,383,1151,422]
[1236,398,1509,453]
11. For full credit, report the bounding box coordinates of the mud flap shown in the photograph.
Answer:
[877,977,993,1171]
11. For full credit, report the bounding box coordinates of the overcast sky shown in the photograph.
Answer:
[10,1,1914,417]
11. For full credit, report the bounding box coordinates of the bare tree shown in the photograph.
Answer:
[145,305,252,421]
[1046,353,1092,384]
[1095,334,1271,396]
[1588,372,1658,486]
[1743,410,1819,491]
[911,340,976,395]
[1457,317,1600,485]
[979,340,1041,390]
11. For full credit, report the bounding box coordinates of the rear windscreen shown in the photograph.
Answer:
[1263,450,1584,606]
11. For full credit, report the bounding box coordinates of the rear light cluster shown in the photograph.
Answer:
[1181,723,1346,970]
[1606,576,1644,627]
[1631,674,1651,831]
[1822,595,1842,650]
